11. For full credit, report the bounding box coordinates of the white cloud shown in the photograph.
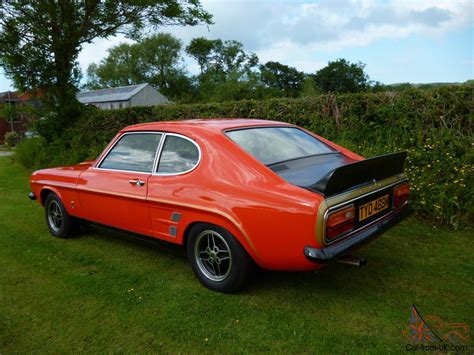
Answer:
[2,0,472,90]
[156,0,472,71]
[78,35,133,74]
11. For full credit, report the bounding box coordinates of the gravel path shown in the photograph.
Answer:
[0,151,13,156]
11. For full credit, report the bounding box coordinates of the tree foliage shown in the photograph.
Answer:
[182,44,379,101]
[312,59,370,93]
[86,44,142,89]
[260,61,305,97]
[186,37,258,76]
[85,33,192,101]
[0,0,212,136]
[185,37,262,102]
[87,35,269,103]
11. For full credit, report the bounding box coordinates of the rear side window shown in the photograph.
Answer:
[157,135,200,174]
[100,133,162,172]
[226,127,335,165]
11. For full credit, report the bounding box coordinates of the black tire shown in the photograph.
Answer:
[187,223,252,293]
[44,193,78,238]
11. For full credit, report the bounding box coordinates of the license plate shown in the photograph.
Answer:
[359,194,389,222]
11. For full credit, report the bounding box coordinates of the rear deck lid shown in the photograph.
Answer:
[268,153,356,188]
[270,151,407,197]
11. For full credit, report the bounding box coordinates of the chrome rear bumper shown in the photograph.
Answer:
[304,207,409,263]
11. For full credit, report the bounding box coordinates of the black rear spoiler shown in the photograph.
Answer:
[308,152,407,197]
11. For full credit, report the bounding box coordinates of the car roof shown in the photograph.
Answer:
[121,119,293,134]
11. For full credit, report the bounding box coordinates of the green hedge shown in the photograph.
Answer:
[18,86,473,228]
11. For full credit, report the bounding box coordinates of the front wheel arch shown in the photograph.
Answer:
[40,187,61,207]
[44,192,79,238]
[40,189,53,206]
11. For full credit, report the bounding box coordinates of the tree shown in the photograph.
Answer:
[85,44,142,89]
[186,37,258,76]
[312,59,370,93]
[186,37,260,102]
[1,103,17,132]
[0,1,212,136]
[85,33,192,100]
[300,75,321,97]
[184,37,217,73]
[259,61,305,97]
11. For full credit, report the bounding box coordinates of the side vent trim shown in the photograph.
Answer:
[171,212,181,222]
[169,226,177,237]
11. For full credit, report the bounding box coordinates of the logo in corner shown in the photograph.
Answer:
[403,304,470,345]
[408,304,443,343]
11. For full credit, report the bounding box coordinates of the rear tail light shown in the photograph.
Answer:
[326,205,355,241]
[393,182,409,208]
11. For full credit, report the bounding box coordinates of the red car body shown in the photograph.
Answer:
[30,119,409,291]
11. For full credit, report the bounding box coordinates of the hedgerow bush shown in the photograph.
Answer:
[19,86,473,227]
[14,137,49,169]
[4,131,19,147]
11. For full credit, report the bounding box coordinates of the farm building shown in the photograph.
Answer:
[76,83,169,110]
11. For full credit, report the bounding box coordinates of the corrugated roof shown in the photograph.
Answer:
[76,83,149,104]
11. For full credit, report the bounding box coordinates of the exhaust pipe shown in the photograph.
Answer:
[336,255,367,267]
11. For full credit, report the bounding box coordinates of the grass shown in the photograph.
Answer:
[0,156,472,353]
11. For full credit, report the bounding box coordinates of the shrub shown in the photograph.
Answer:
[14,137,48,170]
[4,131,19,147]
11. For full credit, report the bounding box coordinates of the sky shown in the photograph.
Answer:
[0,0,473,92]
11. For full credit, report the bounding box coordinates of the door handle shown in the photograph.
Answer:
[128,179,145,187]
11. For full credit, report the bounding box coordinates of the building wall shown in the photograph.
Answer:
[91,101,130,110]
[81,85,169,110]
[130,85,169,107]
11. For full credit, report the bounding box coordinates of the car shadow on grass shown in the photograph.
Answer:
[245,264,393,297]
[76,223,403,298]
[244,240,406,298]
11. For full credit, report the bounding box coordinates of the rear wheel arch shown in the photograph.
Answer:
[183,221,241,251]
[182,219,257,263]
[182,221,201,251]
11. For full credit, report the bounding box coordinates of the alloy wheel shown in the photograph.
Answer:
[194,230,232,282]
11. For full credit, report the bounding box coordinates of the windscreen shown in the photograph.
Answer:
[226,127,336,165]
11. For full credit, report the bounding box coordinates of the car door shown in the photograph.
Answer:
[76,132,163,236]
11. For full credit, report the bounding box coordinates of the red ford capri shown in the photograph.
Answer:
[29,119,409,292]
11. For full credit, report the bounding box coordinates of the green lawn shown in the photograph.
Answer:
[0,156,472,353]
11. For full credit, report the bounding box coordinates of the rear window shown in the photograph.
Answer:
[226,127,336,165]
[156,135,200,174]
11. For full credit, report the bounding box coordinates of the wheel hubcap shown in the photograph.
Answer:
[48,200,63,232]
[194,230,232,282]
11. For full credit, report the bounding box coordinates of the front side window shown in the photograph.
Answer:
[100,133,162,172]
[157,135,200,174]
[226,127,336,166]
